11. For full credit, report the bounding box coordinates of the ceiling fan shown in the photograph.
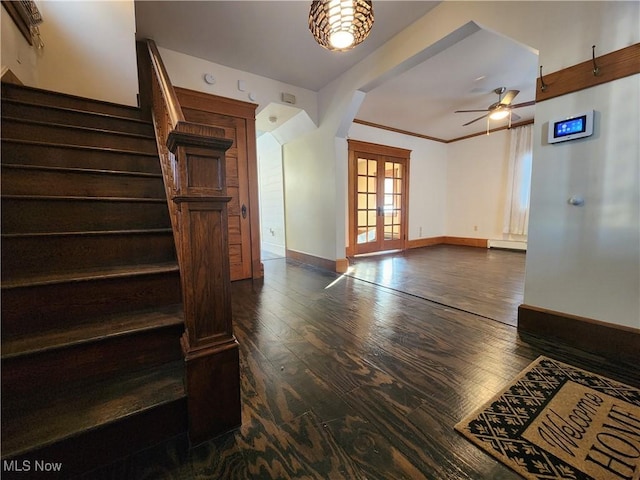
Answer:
[455,87,535,126]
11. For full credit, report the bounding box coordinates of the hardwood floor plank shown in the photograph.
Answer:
[234,389,307,479]
[325,413,429,480]
[406,405,518,480]
[276,410,365,479]
[347,245,525,326]
[85,249,638,478]
[190,431,248,479]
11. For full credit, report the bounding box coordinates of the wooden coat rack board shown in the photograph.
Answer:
[536,43,640,102]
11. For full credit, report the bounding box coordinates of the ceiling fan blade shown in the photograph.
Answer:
[455,109,489,113]
[463,113,489,126]
[510,100,536,109]
[501,89,520,105]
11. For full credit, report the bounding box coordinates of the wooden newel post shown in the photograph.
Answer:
[167,124,240,445]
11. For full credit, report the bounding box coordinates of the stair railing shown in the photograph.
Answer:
[145,40,184,266]
[142,39,241,444]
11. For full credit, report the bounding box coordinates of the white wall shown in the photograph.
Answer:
[348,123,448,240]
[525,76,640,329]
[1,1,138,106]
[257,133,286,258]
[2,6,38,86]
[446,129,511,240]
[156,47,317,122]
[283,126,338,260]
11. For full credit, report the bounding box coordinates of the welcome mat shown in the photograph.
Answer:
[455,356,640,480]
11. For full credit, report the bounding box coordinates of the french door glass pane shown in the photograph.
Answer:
[368,159,377,176]
[357,158,367,175]
[381,161,403,241]
[356,156,378,245]
[357,211,367,227]
[367,210,377,226]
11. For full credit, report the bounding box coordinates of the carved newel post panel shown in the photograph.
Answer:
[167,126,240,444]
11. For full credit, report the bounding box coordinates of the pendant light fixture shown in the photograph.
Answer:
[309,0,374,51]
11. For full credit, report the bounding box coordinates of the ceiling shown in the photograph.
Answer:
[135,1,538,142]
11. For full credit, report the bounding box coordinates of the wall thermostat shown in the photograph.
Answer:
[548,110,594,144]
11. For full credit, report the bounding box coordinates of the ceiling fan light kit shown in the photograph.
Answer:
[455,86,535,131]
[489,108,510,120]
[309,0,374,51]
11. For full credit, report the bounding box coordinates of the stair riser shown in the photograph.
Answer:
[1,101,154,136]
[1,83,146,120]
[2,325,184,400]
[1,272,182,337]
[1,141,161,173]
[1,167,165,198]
[1,198,171,233]
[1,119,157,154]
[2,233,177,282]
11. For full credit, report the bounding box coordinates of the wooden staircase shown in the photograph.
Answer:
[1,83,188,476]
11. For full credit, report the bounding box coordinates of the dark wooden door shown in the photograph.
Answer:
[175,88,261,281]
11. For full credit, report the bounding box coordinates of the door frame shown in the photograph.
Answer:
[175,87,262,280]
[347,139,411,257]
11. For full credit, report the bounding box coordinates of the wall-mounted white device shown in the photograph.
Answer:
[548,110,594,144]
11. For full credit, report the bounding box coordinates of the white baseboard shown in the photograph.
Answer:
[261,242,286,257]
[488,239,527,251]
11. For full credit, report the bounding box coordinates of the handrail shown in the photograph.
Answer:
[146,39,185,128]
[145,39,183,275]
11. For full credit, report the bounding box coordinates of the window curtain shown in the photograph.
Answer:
[503,124,533,235]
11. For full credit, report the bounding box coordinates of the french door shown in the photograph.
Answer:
[348,140,410,256]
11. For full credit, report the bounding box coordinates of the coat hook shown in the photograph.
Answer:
[592,45,600,76]
[539,65,548,92]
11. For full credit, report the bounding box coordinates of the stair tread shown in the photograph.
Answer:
[1,228,173,239]
[1,98,153,126]
[2,194,166,202]
[2,262,180,289]
[2,116,156,140]
[1,138,159,157]
[1,361,185,458]
[2,304,183,359]
[1,83,146,116]
[1,163,163,178]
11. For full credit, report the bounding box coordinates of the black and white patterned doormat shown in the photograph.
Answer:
[455,356,640,479]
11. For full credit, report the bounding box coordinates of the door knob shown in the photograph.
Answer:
[241,204,247,219]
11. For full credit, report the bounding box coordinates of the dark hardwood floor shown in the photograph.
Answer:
[86,246,639,479]
[347,245,525,327]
